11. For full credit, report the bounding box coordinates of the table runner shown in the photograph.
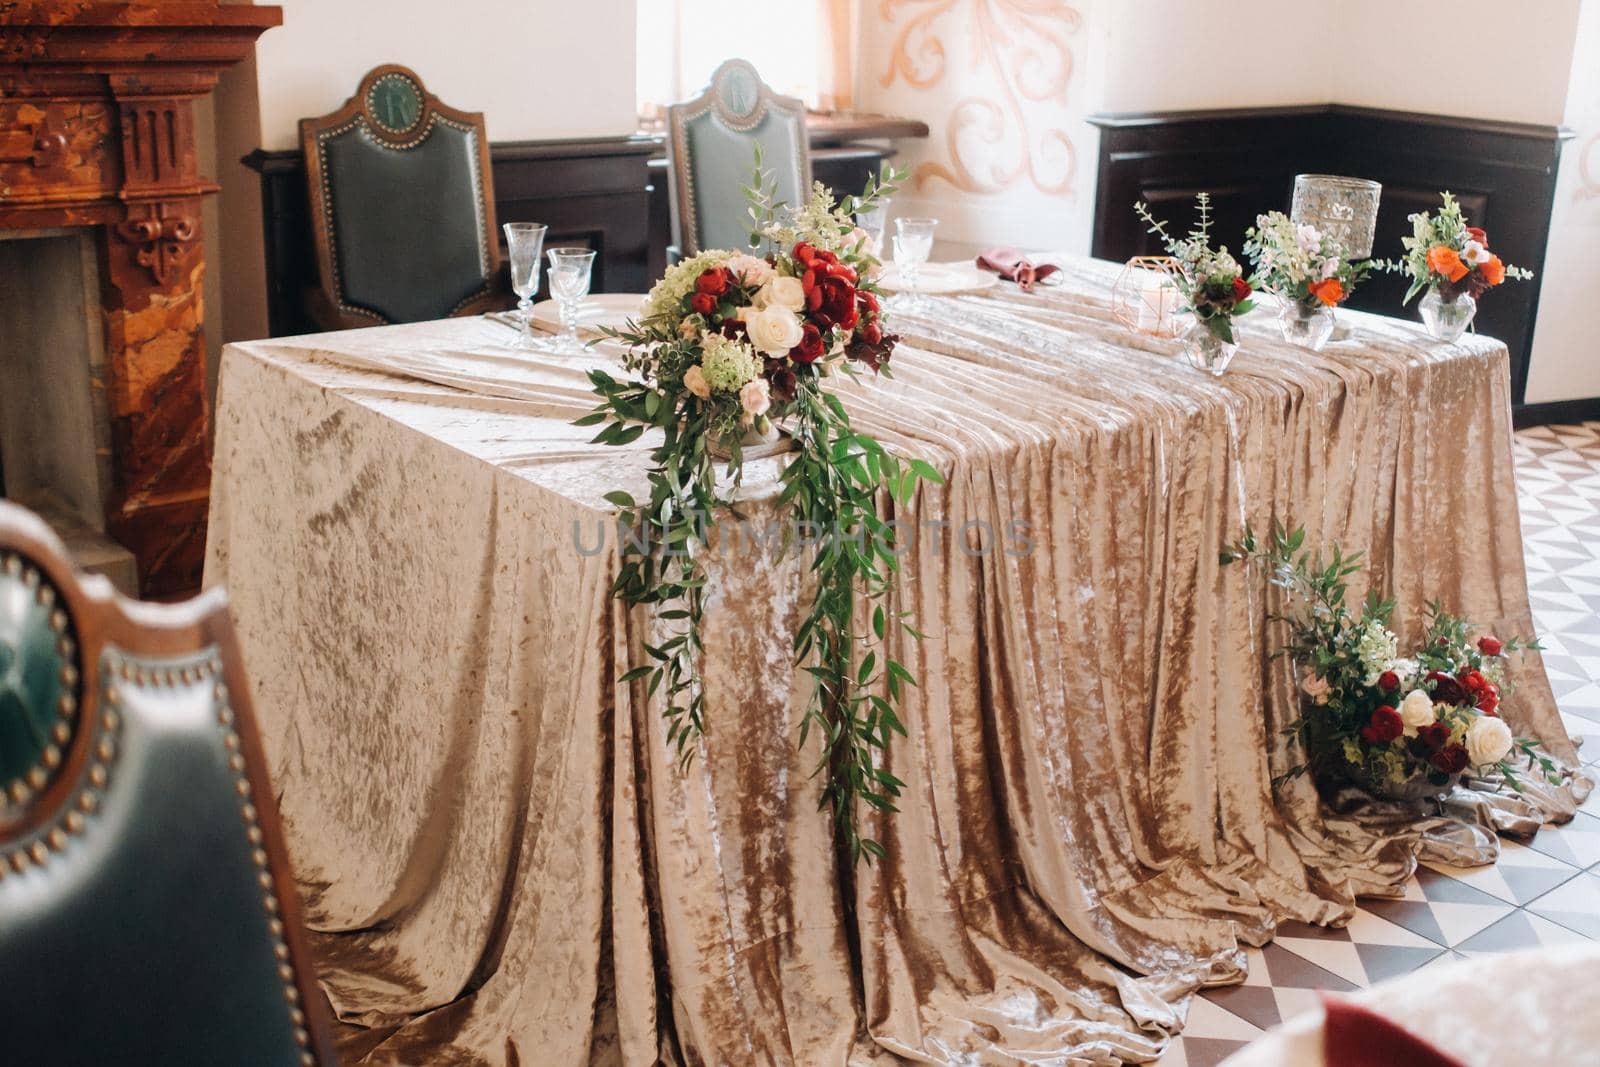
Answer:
[205,256,1591,1066]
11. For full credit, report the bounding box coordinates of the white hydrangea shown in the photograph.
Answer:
[646,250,735,322]
[1356,620,1399,685]
[698,332,761,393]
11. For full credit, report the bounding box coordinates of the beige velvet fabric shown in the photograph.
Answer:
[205,256,1591,1067]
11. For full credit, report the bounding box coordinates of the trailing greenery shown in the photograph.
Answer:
[578,159,941,863]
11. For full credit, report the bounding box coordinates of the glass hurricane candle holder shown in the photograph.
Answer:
[1290,175,1381,258]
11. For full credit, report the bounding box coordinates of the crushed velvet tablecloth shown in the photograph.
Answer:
[204,256,1591,1067]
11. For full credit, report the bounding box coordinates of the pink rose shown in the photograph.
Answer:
[739,378,771,417]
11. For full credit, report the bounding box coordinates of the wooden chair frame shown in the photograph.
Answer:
[0,500,339,1066]
[300,63,504,330]
[666,58,813,258]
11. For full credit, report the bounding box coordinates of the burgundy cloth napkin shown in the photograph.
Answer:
[975,247,1060,292]
[1320,992,1470,1067]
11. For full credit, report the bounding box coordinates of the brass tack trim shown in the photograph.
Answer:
[65,812,84,834]
[25,766,46,790]
[56,636,74,658]
[77,791,97,813]
[87,765,107,788]
[103,709,120,733]
[46,828,65,851]
[51,721,70,744]
[42,744,60,769]
[36,584,53,606]
[28,841,46,864]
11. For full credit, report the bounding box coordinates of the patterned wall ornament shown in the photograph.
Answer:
[877,0,1082,198]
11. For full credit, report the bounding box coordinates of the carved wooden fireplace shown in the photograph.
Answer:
[0,2,280,597]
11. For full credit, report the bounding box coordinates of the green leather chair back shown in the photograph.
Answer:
[303,64,500,328]
[0,501,337,1066]
[667,59,812,257]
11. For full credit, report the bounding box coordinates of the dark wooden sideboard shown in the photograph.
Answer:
[1088,105,1571,404]
[244,116,927,339]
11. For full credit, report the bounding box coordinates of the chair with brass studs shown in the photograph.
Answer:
[0,500,337,1066]
[301,63,506,328]
[666,58,812,259]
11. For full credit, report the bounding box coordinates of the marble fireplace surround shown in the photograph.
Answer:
[0,1,280,597]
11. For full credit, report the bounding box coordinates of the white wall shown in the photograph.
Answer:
[252,0,638,151]
[1526,0,1600,403]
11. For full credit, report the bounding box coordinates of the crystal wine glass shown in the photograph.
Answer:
[503,222,548,347]
[546,247,597,355]
[892,216,937,310]
[855,198,890,257]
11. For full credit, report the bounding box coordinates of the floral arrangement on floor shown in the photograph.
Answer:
[578,159,941,863]
[1221,523,1560,797]
[1377,191,1532,305]
[1243,211,1372,309]
[1133,193,1255,344]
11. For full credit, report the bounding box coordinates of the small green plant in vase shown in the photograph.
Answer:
[1134,193,1256,376]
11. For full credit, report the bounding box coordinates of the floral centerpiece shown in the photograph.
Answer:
[578,161,941,863]
[1222,524,1560,800]
[1134,193,1255,375]
[1243,211,1373,351]
[1376,192,1532,342]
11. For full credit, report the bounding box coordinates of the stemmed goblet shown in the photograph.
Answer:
[546,247,597,356]
[854,198,890,257]
[891,216,937,311]
[502,222,548,348]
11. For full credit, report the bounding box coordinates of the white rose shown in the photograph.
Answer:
[683,364,710,399]
[739,378,771,417]
[1319,257,1339,281]
[1465,715,1513,767]
[1399,689,1435,737]
[1295,224,1322,253]
[743,304,804,356]
[758,275,806,313]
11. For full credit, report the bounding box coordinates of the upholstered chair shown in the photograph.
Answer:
[301,63,505,328]
[0,501,337,1066]
[666,58,812,257]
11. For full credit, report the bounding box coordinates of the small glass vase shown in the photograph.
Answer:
[1277,297,1336,351]
[1182,319,1238,376]
[1419,286,1476,342]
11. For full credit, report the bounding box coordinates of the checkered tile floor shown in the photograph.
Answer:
[1155,421,1600,1067]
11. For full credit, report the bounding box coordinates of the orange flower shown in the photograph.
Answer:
[1426,245,1469,283]
[1308,278,1345,306]
[1480,255,1505,286]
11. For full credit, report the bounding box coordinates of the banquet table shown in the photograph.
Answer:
[205,256,1591,1067]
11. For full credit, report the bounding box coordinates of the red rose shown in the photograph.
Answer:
[791,322,825,363]
[766,361,797,403]
[1477,635,1503,656]
[690,292,717,316]
[1466,226,1488,247]
[1461,669,1488,694]
[1417,722,1452,751]
[1377,670,1400,692]
[1230,276,1252,303]
[1431,744,1470,774]
[793,241,817,266]
[862,321,883,346]
[811,276,858,330]
[1428,670,1467,707]
[695,268,729,297]
[1477,685,1500,716]
[859,291,880,315]
[1360,705,1404,744]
